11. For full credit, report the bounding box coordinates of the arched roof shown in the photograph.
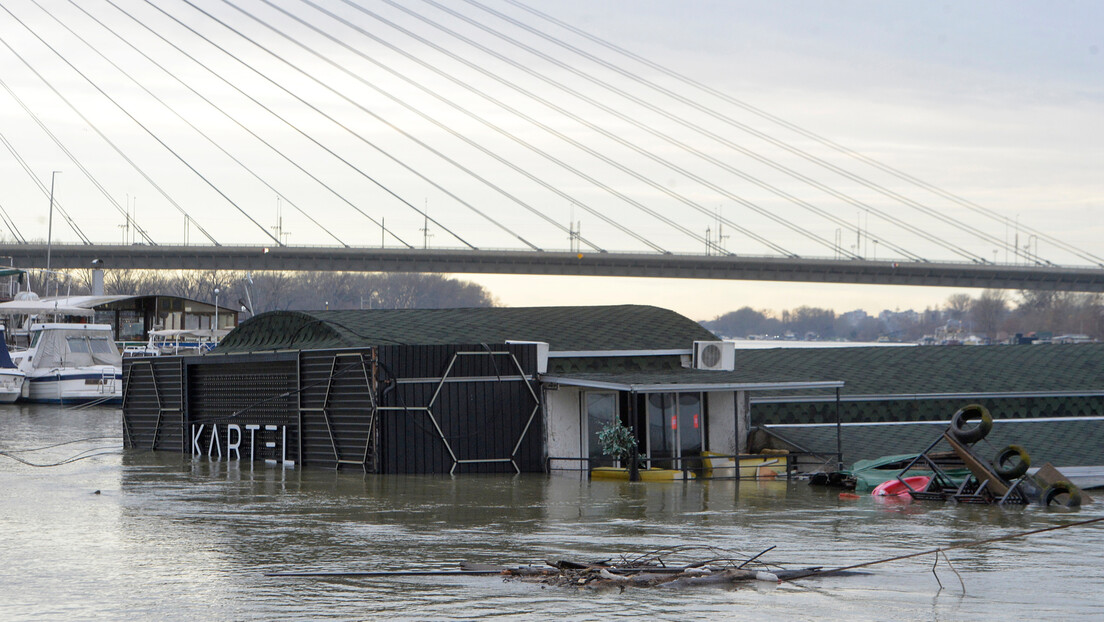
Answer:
[214,305,718,353]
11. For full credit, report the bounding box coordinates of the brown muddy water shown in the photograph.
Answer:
[2,404,1102,620]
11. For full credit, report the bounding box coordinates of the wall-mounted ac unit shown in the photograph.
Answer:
[693,341,735,371]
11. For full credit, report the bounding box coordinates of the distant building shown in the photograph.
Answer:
[0,294,237,345]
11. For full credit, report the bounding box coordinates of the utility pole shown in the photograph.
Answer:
[46,170,61,273]
[420,200,432,249]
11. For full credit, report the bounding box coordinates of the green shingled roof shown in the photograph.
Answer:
[737,343,1104,396]
[215,305,717,353]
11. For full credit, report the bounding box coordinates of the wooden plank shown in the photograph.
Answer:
[944,432,1010,497]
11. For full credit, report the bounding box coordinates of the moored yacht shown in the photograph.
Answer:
[0,325,26,403]
[10,323,122,404]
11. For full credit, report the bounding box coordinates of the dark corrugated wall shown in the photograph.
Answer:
[122,343,542,474]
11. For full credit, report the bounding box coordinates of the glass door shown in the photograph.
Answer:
[678,393,703,466]
[645,392,703,470]
[646,393,677,469]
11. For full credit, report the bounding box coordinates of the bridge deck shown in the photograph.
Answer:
[5,244,1104,291]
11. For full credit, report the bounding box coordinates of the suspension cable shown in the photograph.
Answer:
[92,0,410,249]
[440,0,987,262]
[0,130,91,244]
[485,0,1045,264]
[146,0,476,250]
[0,6,220,246]
[0,198,27,243]
[0,72,155,245]
[363,0,804,256]
[2,3,274,246]
[256,0,618,254]
[40,0,346,248]
[505,0,1104,267]
[209,0,551,252]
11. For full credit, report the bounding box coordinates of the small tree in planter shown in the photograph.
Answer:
[597,420,640,481]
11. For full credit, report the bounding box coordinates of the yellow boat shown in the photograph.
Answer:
[590,467,694,481]
[701,452,785,479]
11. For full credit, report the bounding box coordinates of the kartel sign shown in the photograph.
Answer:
[191,423,295,466]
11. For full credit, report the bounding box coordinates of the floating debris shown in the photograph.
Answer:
[267,546,863,590]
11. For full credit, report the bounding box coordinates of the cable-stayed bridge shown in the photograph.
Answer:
[0,0,1102,291]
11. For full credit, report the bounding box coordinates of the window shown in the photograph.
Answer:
[89,337,114,354]
[66,336,90,353]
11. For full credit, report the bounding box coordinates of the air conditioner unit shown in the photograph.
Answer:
[693,341,735,371]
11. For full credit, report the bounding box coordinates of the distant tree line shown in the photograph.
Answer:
[51,269,498,315]
[702,290,1104,342]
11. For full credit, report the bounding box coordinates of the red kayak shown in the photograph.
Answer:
[871,476,931,497]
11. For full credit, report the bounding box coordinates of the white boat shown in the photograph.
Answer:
[0,325,26,403]
[145,328,224,356]
[10,323,122,404]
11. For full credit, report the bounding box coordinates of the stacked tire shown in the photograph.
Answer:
[949,404,993,444]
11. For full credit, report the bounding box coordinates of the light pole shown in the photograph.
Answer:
[46,170,61,273]
[213,288,220,340]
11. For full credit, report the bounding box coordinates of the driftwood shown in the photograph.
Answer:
[267,545,873,589]
[489,546,832,590]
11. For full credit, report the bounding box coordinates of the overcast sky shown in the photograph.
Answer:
[1,1,1102,319]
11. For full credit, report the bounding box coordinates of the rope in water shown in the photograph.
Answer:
[782,514,1104,581]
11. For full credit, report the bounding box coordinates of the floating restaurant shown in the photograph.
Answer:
[120,305,842,474]
[121,305,1104,478]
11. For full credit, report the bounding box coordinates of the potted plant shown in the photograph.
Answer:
[597,420,640,481]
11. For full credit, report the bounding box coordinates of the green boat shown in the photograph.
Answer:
[843,453,971,493]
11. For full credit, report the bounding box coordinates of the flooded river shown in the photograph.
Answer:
[2,404,1102,620]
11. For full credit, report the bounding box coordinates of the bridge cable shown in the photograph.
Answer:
[308,0,780,256]
[358,0,806,257]
[208,0,554,253]
[254,0,620,254]
[470,0,998,262]
[136,0,475,251]
[429,2,912,261]
[0,4,273,247]
[387,0,926,260]
[149,1,485,251]
[485,0,1043,264]
[256,0,660,255]
[420,0,976,262]
[43,0,347,249]
[505,0,1104,268]
[90,0,410,250]
[0,6,220,247]
[0,203,26,244]
[0,199,27,244]
[0,72,155,246]
[0,131,91,244]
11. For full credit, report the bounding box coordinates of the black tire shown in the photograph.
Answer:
[949,404,993,444]
[1043,481,1082,508]
[992,445,1030,480]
